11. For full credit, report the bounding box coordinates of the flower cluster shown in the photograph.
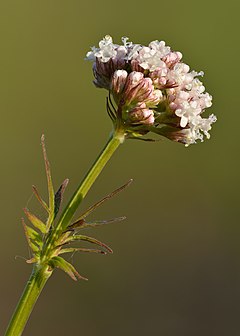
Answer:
[86,35,216,146]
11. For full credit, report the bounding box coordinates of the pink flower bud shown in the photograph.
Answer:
[121,72,161,108]
[93,56,127,90]
[111,70,128,95]
[129,107,155,125]
[162,51,182,68]
[86,36,216,145]
[130,59,145,73]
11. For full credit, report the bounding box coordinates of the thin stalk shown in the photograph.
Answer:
[5,265,52,336]
[5,129,124,336]
[45,129,124,251]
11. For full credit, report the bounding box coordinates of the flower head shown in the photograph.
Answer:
[86,35,216,146]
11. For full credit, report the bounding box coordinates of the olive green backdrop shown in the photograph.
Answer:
[0,1,239,335]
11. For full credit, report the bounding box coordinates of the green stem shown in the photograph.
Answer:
[5,129,124,335]
[52,129,124,236]
[5,265,52,336]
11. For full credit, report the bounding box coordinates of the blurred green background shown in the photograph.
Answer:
[0,0,239,335]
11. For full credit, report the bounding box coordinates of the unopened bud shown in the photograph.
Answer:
[122,72,161,108]
[111,70,128,96]
[129,107,155,125]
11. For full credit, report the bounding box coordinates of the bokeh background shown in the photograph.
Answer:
[0,1,239,335]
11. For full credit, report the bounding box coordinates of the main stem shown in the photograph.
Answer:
[47,129,124,247]
[5,130,124,336]
[5,265,51,336]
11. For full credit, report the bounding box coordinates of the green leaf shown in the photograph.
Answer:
[26,257,38,264]
[29,241,40,253]
[41,135,55,228]
[69,216,126,231]
[59,247,107,255]
[32,185,49,213]
[83,216,126,228]
[48,256,88,281]
[22,218,41,253]
[70,179,133,226]
[65,235,113,253]
[54,179,69,218]
[24,226,43,247]
[23,208,47,234]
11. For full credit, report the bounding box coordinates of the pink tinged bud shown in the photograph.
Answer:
[122,72,150,105]
[121,72,162,110]
[170,102,178,110]
[93,61,111,89]
[130,59,145,72]
[111,70,128,95]
[159,77,167,85]
[146,89,163,108]
[162,127,193,145]
[145,111,155,125]
[176,52,182,60]
[163,51,183,68]
[115,46,128,59]
[154,62,168,77]
[129,108,155,125]
[168,94,175,103]
[86,36,216,144]
[92,55,127,90]
[131,71,144,84]
[149,62,169,88]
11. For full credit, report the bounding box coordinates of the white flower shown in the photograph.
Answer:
[175,101,202,127]
[149,40,171,57]
[167,63,190,86]
[134,41,171,72]
[86,35,117,63]
[86,35,216,145]
[186,78,205,94]
[198,92,212,109]
[183,114,217,146]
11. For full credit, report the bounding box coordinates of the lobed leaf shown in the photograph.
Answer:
[68,216,126,231]
[24,225,43,247]
[23,208,47,234]
[32,185,49,213]
[65,235,113,253]
[22,218,40,253]
[54,179,69,218]
[41,135,55,227]
[29,241,39,253]
[70,179,132,227]
[82,216,126,228]
[48,256,88,281]
[26,257,38,264]
[59,247,107,255]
